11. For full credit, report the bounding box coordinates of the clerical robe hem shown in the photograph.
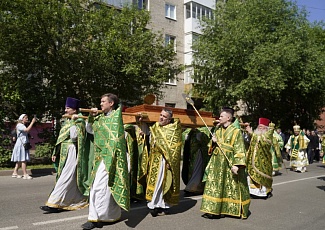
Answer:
[46,202,88,211]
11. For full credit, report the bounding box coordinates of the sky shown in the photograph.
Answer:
[295,0,325,22]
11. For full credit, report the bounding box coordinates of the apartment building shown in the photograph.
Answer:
[103,0,216,109]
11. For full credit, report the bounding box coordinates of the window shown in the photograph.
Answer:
[165,71,177,85]
[165,4,176,20]
[184,70,199,84]
[197,4,201,19]
[138,0,148,10]
[103,0,124,8]
[186,2,213,19]
[165,34,176,52]
[192,34,198,42]
[192,3,197,18]
[202,7,206,18]
[165,78,177,85]
[186,3,191,19]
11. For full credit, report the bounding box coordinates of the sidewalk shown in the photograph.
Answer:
[0,151,55,176]
[0,168,55,176]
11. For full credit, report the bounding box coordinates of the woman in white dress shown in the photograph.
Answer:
[11,114,36,179]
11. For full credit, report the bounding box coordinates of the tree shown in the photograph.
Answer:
[0,0,182,165]
[0,0,182,120]
[192,0,325,131]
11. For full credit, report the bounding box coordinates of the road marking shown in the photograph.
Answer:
[273,175,325,186]
[31,199,199,227]
[30,174,325,227]
[0,226,19,230]
[33,215,88,226]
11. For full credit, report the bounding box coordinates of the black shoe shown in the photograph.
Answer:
[40,206,61,213]
[201,213,220,219]
[81,221,103,230]
[184,191,195,197]
[157,208,170,216]
[184,191,203,197]
[266,192,273,199]
[149,208,158,217]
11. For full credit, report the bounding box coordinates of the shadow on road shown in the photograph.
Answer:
[122,195,197,228]
[316,185,325,191]
[317,176,325,181]
[317,176,325,191]
[30,168,55,178]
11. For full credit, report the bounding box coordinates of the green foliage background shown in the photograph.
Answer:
[0,0,182,118]
[192,0,325,130]
[2,0,325,166]
[0,0,182,166]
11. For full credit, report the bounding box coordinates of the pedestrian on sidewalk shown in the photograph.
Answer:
[11,114,36,179]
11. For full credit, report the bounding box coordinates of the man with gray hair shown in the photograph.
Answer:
[142,108,182,217]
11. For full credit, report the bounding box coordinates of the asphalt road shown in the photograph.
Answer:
[0,160,325,230]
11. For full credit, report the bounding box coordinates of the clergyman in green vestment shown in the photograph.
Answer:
[81,93,130,230]
[182,127,211,196]
[245,118,275,199]
[285,125,309,173]
[271,130,284,176]
[124,124,147,201]
[144,108,182,217]
[201,107,250,219]
[40,97,88,213]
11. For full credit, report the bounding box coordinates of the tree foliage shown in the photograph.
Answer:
[0,0,182,120]
[192,0,325,131]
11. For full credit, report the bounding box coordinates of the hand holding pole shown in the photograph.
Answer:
[182,93,232,168]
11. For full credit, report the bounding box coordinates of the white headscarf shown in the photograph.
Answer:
[18,114,26,121]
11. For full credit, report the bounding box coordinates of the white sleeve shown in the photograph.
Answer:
[86,122,94,134]
[140,122,150,135]
[70,125,78,141]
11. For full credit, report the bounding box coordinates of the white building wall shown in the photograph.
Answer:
[184,0,215,8]
[147,0,187,108]
[139,0,216,108]
[183,0,215,87]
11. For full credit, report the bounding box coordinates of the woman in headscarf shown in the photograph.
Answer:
[11,114,36,179]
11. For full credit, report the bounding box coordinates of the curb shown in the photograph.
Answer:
[0,168,56,176]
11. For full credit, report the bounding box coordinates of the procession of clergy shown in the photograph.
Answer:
[38,95,322,230]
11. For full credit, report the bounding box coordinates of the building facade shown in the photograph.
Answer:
[148,0,216,109]
[104,0,216,109]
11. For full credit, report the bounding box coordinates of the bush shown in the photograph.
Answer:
[35,143,53,158]
[0,144,12,167]
[0,131,13,167]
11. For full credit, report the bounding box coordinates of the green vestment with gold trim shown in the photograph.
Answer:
[246,126,274,190]
[53,117,89,196]
[181,127,210,192]
[285,132,309,170]
[271,131,284,172]
[136,125,149,192]
[87,107,130,211]
[200,123,250,218]
[146,119,182,206]
[124,124,146,200]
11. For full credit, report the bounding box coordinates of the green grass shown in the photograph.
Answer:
[0,164,53,170]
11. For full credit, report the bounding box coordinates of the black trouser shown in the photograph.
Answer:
[314,149,320,162]
[307,148,315,164]
[281,149,289,160]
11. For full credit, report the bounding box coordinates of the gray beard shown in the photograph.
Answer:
[254,129,267,135]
